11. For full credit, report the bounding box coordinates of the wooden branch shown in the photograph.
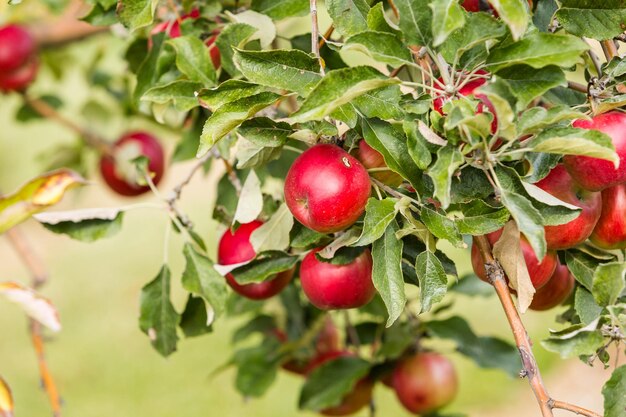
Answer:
[472,235,601,417]
[388,0,399,19]
[318,26,335,49]
[601,40,619,62]
[309,0,325,75]
[5,228,62,417]
[567,81,588,94]
[21,95,112,156]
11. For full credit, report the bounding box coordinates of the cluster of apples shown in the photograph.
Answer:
[473,111,626,310]
[272,319,457,416]
[0,25,39,92]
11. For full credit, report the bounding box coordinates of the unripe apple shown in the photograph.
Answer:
[99,132,165,196]
[590,184,626,249]
[218,220,294,300]
[300,248,375,310]
[529,262,575,311]
[306,351,374,416]
[564,112,626,191]
[0,25,36,72]
[0,58,38,92]
[284,144,371,233]
[535,165,602,250]
[353,140,402,186]
[471,229,557,289]
[392,352,458,415]
[433,70,497,133]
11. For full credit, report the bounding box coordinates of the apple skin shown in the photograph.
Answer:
[535,165,602,250]
[284,144,371,233]
[392,352,458,415]
[471,229,557,289]
[306,351,374,416]
[353,140,403,186]
[433,70,497,133]
[205,33,221,69]
[564,112,626,191]
[99,131,165,196]
[218,220,294,300]
[0,25,36,72]
[300,248,375,310]
[462,0,532,14]
[529,262,575,311]
[0,58,38,92]
[590,184,626,249]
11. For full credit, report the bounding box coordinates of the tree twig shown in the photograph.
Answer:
[567,81,588,94]
[5,228,62,417]
[318,25,334,49]
[20,94,112,156]
[472,235,602,417]
[309,0,325,75]
[388,0,399,19]
[601,40,619,62]
[584,39,603,77]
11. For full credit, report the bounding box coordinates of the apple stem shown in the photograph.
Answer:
[4,227,63,417]
[309,0,325,75]
[20,94,113,156]
[388,0,399,19]
[343,310,361,348]
[473,235,602,417]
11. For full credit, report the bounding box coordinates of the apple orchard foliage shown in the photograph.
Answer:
[1,0,626,416]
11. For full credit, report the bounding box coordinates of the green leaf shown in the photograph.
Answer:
[251,0,308,20]
[0,169,85,234]
[403,120,432,170]
[592,262,626,307]
[557,1,626,40]
[440,12,506,62]
[454,200,510,236]
[354,198,398,247]
[426,146,464,210]
[179,296,212,337]
[117,0,158,30]
[362,118,422,191]
[420,206,464,248]
[326,0,370,37]
[181,244,228,322]
[395,0,432,46]
[299,356,371,411]
[494,166,546,260]
[231,252,298,284]
[353,86,405,120]
[139,266,180,356]
[427,316,520,377]
[229,10,276,48]
[215,23,258,77]
[416,251,448,313]
[198,92,280,156]
[486,32,588,72]
[430,0,465,47]
[575,287,603,325]
[372,219,406,327]
[367,2,401,35]
[497,65,567,111]
[528,127,618,166]
[541,330,605,358]
[133,32,167,107]
[236,138,284,169]
[167,36,217,86]
[233,170,263,225]
[234,49,322,96]
[234,339,281,397]
[518,105,587,134]
[238,117,292,146]
[566,251,598,291]
[16,95,63,122]
[197,80,266,112]
[37,210,123,242]
[142,80,203,112]
[603,365,626,417]
[288,66,398,123]
[487,0,531,40]
[250,203,294,253]
[344,31,413,66]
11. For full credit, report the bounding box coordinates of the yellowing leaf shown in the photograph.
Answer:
[492,221,535,312]
[0,169,86,234]
[0,376,13,417]
[0,281,61,332]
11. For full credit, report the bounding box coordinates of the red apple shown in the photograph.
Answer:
[564,112,626,191]
[0,25,36,72]
[315,316,341,354]
[529,262,575,311]
[284,144,371,233]
[205,33,221,69]
[99,131,165,196]
[218,220,294,300]
[300,248,375,310]
[0,58,38,92]
[590,184,626,249]
[353,140,402,186]
[392,352,458,415]
[462,0,532,14]
[433,70,497,133]
[471,229,557,289]
[535,165,602,250]
[306,351,374,416]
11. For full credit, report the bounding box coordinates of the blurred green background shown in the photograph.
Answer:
[0,4,611,417]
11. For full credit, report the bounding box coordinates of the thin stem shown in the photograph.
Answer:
[343,311,361,348]
[568,81,588,94]
[601,40,618,61]
[551,401,602,417]
[283,145,304,154]
[371,178,421,206]
[388,0,399,19]
[167,151,213,203]
[310,0,325,75]
[5,228,62,417]
[318,25,335,49]
[389,65,406,78]
[584,39,603,77]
